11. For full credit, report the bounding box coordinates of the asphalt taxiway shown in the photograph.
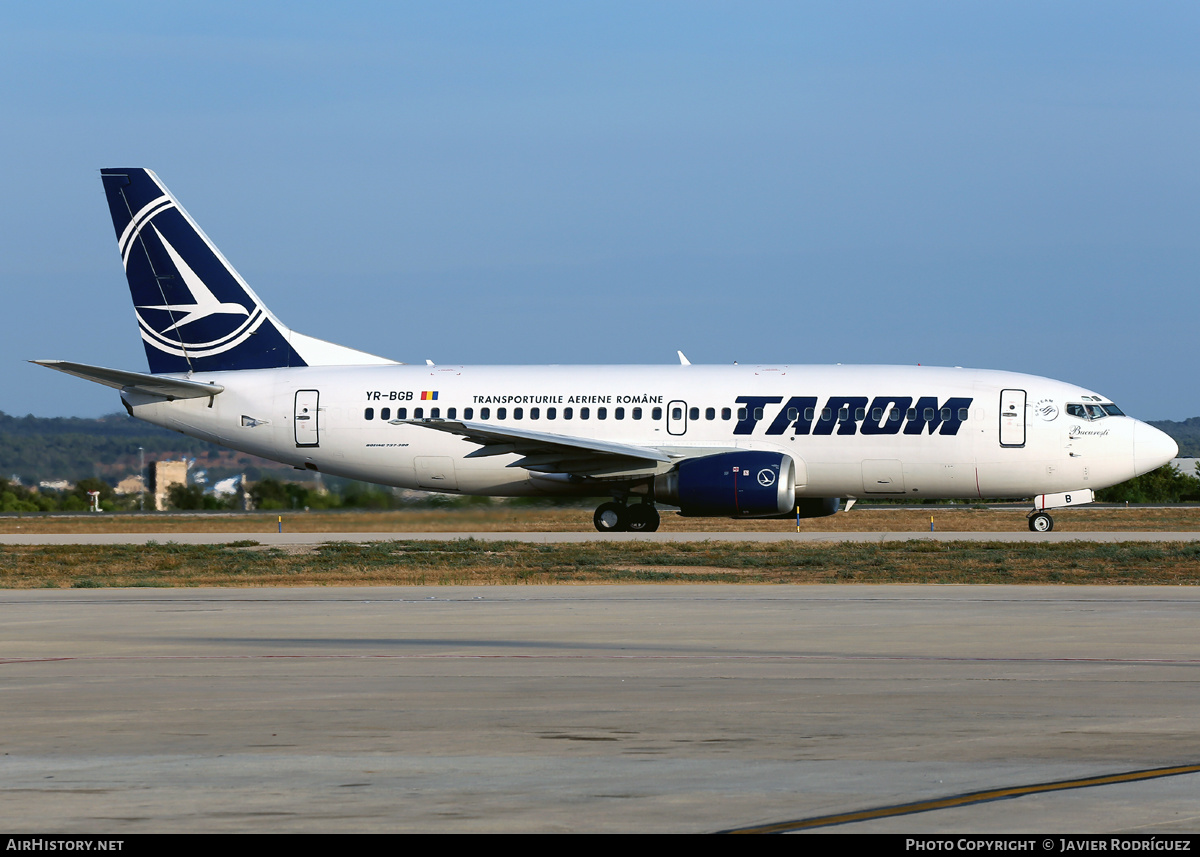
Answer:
[2,584,1198,833]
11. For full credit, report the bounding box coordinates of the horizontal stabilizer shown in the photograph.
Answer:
[32,360,224,400]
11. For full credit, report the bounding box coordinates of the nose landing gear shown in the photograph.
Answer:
[593,500,660,533]
[1027,511,1054,532]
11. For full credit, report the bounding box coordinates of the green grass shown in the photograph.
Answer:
[1,539,1198,588]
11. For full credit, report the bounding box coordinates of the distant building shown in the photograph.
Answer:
[115,475,145,495]
[148,461,187,511]
[1171,458,1199,476]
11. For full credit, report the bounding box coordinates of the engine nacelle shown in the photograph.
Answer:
[654,451,797,517]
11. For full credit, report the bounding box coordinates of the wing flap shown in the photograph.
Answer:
[397,418,673,477]
[398,419,671,461]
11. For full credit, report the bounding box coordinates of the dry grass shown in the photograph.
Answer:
[1,505,1198,534]
[2,539,1199,589]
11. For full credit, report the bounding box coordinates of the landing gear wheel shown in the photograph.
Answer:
[594,501,629,533]
[625,504,660,533]
[1028,512,1054,533]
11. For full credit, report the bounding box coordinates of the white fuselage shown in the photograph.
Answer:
[122,363,1172,501]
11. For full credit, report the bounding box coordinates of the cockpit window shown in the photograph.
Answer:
[1067,402,1124,420]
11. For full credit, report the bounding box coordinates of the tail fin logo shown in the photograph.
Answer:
[120,194,268,362]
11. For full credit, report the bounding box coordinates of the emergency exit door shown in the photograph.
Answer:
[667,400,688,435]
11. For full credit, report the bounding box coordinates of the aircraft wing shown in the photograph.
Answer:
[32,360,225,400]
[398,418,695,478]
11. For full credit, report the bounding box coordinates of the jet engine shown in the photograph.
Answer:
[653,451,800,517]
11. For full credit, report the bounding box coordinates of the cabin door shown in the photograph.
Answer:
[294,389,320,447]
[999,389,1026,448]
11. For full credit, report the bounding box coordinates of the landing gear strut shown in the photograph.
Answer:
[1028,511,1054,532]
[593,500,660,533]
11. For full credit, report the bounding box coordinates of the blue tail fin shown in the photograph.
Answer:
[100,168,394,374]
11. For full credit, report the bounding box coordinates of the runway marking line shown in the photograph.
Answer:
[719,762,1200,834]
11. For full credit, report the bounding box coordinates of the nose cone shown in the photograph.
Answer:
[1132,421,1178,477]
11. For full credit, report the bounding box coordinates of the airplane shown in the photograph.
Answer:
[34,168,1178,533]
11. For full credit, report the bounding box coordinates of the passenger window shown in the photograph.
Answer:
[737,408,747,421]
[564,407,573,419]
[447,407,456,419]
[855,407,866,421]
[907,408,916,421]
[872,408,882,421]
[480,407,490,420]
[414,407,423,419]
[957,408,968,421]
[821,408,831,421]
[652,407,663,420]
[689,407,699,420]
[513,407,523,420]
[364,408,374,420]
[397,407,407,420]
[939,408,950,420]
[633,408,642,420]
[547,407,556,420]
[889,408,902,422]
[923,408,934,420]
[838,408,849,422]
[788,408,798,421]
[381,407,391,420]
[598,408,607,420]
[805,408,815,421]
[581,407,590,419]
[498,407,507,420]
[530,407,539,420]
[721,408,731,420]
[615,407,624,419]
[430,407,440,419]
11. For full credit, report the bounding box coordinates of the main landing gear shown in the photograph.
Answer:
[1027,511,1054,532]
[593,500,660,533]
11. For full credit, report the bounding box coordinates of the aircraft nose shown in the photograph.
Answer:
[1132,421,1178,477]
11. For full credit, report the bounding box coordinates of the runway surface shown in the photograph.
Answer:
[3,530,1200,544]
[2,585,1198,833]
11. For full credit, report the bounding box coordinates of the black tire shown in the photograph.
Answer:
[1028,512,1054,533]
[625,504,660,533]
[594,501,628,532]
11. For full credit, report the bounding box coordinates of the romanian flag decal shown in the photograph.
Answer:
[421,391,438,400]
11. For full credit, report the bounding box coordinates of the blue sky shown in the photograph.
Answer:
[2,2,1197,419]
